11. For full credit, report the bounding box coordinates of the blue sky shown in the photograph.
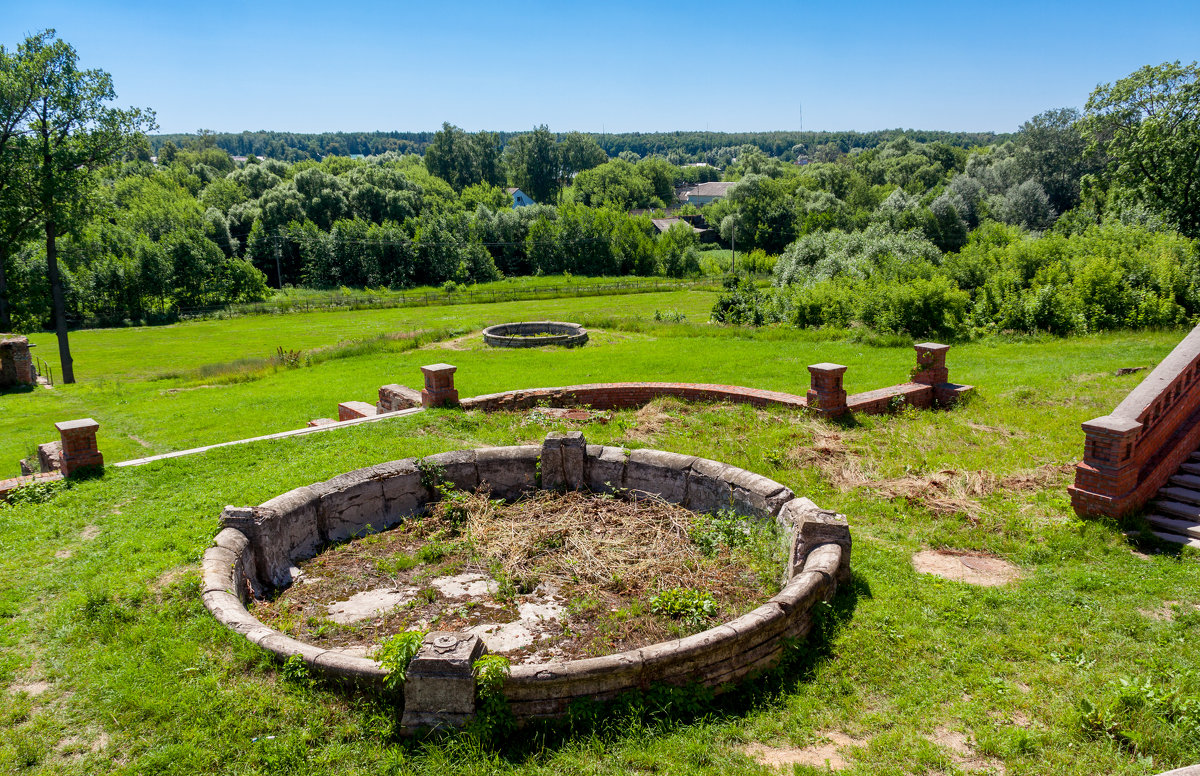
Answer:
[4,0,1199,135]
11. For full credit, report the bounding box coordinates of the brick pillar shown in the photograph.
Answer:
[912,342,950,385]
[420,363,459,408]
[807,363,848,417]
[55,418,103,476]
[1,335,34,386]
[1069,415,1142,517]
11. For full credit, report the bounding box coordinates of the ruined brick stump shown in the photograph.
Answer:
[400,632,487,731]
[807,363,848,417]
[55,418,102,476]
[337,401,377,421]
[0,335,35,388]
[378,383,423,413]
[420,364,459,408]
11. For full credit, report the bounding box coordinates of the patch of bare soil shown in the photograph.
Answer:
[741,732,868,771]
[12,679,50,696]
[254,490,780,663]
[161,384,227,395]
[430,332,480,350]
[931,726,1006,774]
[80,525,100,541]
[1140,600,1200,621]
[912,550,1022,587]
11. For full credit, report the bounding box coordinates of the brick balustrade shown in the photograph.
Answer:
[1070,324,1200,517]
[448,344,971,417]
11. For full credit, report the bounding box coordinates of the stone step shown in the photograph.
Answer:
[1144,513,1200,539]
[1179,462,1200,476]
[1169,473,1200,490]
[1154,500,1200,521]
[1190,451,1200,462]
[1157,486,1200,507]
[1150,530,1200,550]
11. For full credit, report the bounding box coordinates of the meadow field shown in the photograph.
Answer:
[1,287,1197,775]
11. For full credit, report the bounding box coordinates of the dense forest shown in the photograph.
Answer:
[3,29,1199,353]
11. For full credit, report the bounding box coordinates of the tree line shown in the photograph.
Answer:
[149,128,1007,166]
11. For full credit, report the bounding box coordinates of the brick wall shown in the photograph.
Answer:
[1070,324,1200,517]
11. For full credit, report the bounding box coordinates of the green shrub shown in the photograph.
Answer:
[650,587,718,626]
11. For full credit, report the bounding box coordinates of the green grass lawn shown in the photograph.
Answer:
[1,291,1197,775]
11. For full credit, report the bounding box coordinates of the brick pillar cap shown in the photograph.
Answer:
[420,363,457,374]
[1081,415,1142,435]
[808,363,848,373]
[55,418,100,433]
[914,342,950,353]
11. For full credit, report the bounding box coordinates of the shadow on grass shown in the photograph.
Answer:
[1119,513,1196,559]
[373,569,871,759]
[0,383,36,396]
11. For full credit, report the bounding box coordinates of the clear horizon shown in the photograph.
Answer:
[5,0,1199,136]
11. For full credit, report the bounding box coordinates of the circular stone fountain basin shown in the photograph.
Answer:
[482,321,588,348]
[201,431,851,726]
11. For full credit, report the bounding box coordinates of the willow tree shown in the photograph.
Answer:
[25,30,154,382]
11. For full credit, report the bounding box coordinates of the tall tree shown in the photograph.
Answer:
[1084,61,1200,238]
[423,123,505,191]
[507,125,560,204]
[558,131,607,181]
[0,32,49,332]
[26,30,154,382]
[1014,107,1099,215]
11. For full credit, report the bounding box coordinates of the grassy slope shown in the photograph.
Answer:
[1,291,1197,775]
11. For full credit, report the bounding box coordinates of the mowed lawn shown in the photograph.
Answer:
[1,292,1197,775]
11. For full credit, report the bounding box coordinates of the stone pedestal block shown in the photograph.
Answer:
[912,342,950,385]
[401,632,487,731]
[806,363,848,417]
[420,363,459,408]
[542,431,586,491]
[55,418,102,476]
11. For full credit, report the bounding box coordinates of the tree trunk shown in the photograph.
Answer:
[0,241,10,333]
[44,218,74,383]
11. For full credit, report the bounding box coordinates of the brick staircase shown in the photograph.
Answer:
[1145,449,1200,548]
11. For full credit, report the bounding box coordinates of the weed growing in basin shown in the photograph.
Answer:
[377,630,425,691]
[468,654,513,741]
[650,587,719,627]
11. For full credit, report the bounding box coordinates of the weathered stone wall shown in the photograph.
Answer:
[1071,324,1200,517]
[201,433,851,724]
